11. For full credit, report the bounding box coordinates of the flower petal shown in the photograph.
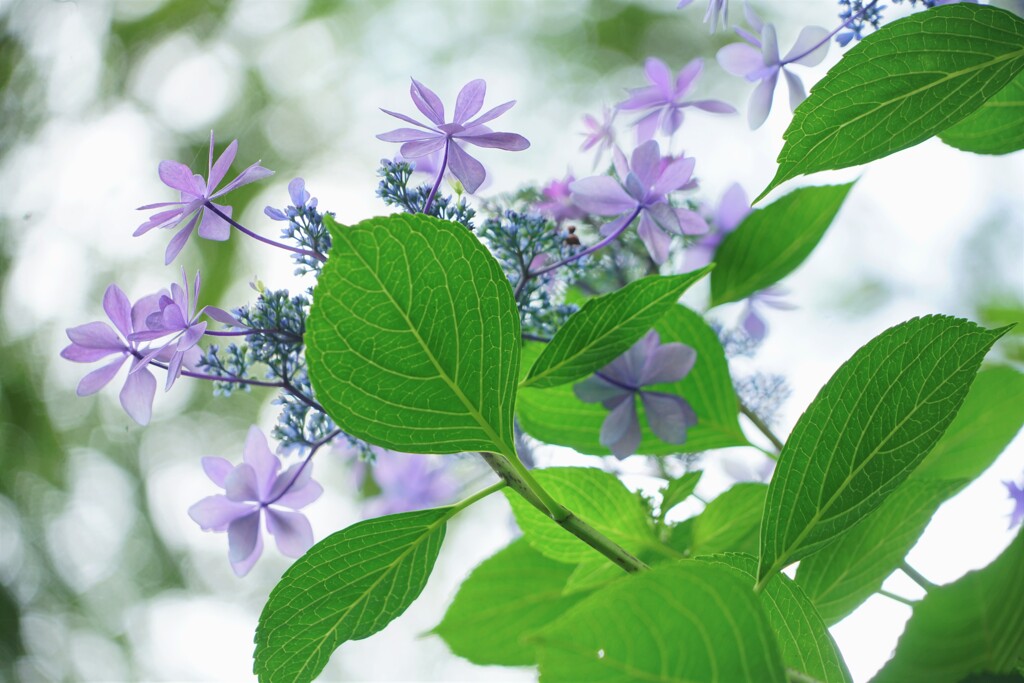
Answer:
[202,456,235,487]
[644,57,674,94]
[748,70,779,130]
[641,392,697,444]
[569,176,637,216]
[120,365,156,425]
[208,139,239,193]
[377,127,438,143]
[410,79,446,125]
[198,204,231,241]
[447,142,486,193]
[689,99,737,114]
[573,374,631,403]
[456,129,530,151]
[717,183,751,232]
[227,511,263,571]
[66,321,124,352]
[629,140,662,188]
[212,162,274,199]
[242,425,281,498]
[453,79,486,124]
[674,58,704,97]
[742,305,768,341]
[600,395,642,460]
[164,213,199,265]
[637,211,672,264]
[652,156,696,196]
[464,100,516,128]
[188,494,254,531]
[265,508,315,558]
[76,357,126,396]
[784,69,807,112]
[158,160,201,195]
[640,342,697,385]
[783,26,830,67]
[717,42,764,78]
[275,479,324,511]
[400,137,446,158]
[225,463,261,502]
[761,24,780,65]
[633,110,662,144]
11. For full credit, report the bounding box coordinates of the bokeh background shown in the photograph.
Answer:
[1,0,1022,681]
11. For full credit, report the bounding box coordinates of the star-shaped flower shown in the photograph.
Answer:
[135,131,274,264]
[188,426,323,576]
[574,330,698,459]
[377,79,530,193]
[1005,478,1024,529]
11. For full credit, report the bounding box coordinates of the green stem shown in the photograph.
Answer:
[879,589,916,607]
[901,561,937,592]
[479,452,649,574]
[740,401,784,456]
[449,481,508,515]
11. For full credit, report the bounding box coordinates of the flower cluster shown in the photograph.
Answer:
[376,159,477,228]
[836,0,976,45]
[265,178,333,276]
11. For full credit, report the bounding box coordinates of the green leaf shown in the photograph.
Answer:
[659,471,703,520]
[794,478,965,625]
[505,467,660,564]
[940,70,1024,154]
[700,554,852,683]
[665,517,696,555]
[562,557,629,595]
[433,538,588,667]
[757,316,1008,585]
[692,483,768,557]
[523,267,712,389]
[758,4,1024,201]
[913,365,1024,481]
[533,561,787,682]
[517,305,747,455]
[307,214,520,456]
[872,529,1024,683]
[711,184,853,306]
[255,509,450,683]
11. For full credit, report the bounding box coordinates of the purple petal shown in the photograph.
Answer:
[164,214,198,265]
[227,510,263,569]
[380,108,434,130]
[178,322,206,351]
[211,162,274,199]
[598,212,634,239]
[198,204,231,241]
[748,70,779,130]
[573,375,631,403]
[783,26,830,67]
[454,79,486,124]
[158,160,201,195]
[164,351,184,391]
[570,176,637,216]
[265,206,287,221]
[204,306,241,326]
[652,156,696,196]
[604,332,657,388]
[61,342,120,363]
[225,463,261,503]
[410,79,446,125]
[717,43,764,78]
[464,100,516,128]
[275,479,324,511]
[676,208,709,235]
[629,140,662,188]
[134,208,186,236]
[633,110,662,144]
[456,129,530,151]
[637,212,672,264]
[400,137,446,159]
[641,392,696,444]
[717,183,751,232]
[600,395,642,460]
[265,508,314,558]
[202,456,235,487]
[677,0,695,7]
[742,306,768,341]
[287,177,309,206]
[102,285,133,338]
[377,127,437,143]
[761,24,780,65]
[745,3,765,32]
[640,342,697,385]
[242,426,281,499]
[646,202,683,236]
[644,57,673,94]
[76,357,126,396]
[784,69,808,111]
[120,365,156,425]
[66,321,124,352]
[662,107,685,137]
[674,58,703,97]
[689,99,737,114]
[618,86,666,112]
[188,495,254,531]
[447,142,486,194]
[208,139,238,193]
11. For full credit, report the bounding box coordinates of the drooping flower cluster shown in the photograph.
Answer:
[264,178,333,276]
[574,330,698,459]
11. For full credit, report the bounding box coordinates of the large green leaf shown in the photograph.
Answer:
[658,471,703,521]
[254,509,450,683]
[692,483,767,557]
[523,267,711,389]
[700,554,852,683]
[433,538,588,666]
[756,316,1008,586]
[517,305,747,455]
[533,561,787,682]
[505,467,660,564]
[758,4,1024,200]
[872,529,1024,682]
[711,184,853,306]
[940,70,1024,154]
[307,214,520,456]
[794,478,964,625]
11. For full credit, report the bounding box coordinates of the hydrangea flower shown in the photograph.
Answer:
[264,177,317,221]
[130,270,236,390]
[536,173,587,224]
[677,0,729,32]
[685,182,751,270]
[135,131,274,264]
[61,285,168,425]
[617,58,735,142]
[1005,478,1024,529]
[741,286,796,341]
[580,106,617,166]
[574,330,698,459]
[717,7,830,129]
[377,79,530,193]
[188,426,323,576]
[570,140,707,264]
[354,449,460,518]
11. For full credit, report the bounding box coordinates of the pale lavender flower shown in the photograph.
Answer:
[677,0,730,33]
[61,285,168,425]
[617,58,736,142]
[377,79,530,193]
[129,270,236,390]
[580,107,618,166]
[717,6,830,129]
[741,286,796,341]
[135,131,274,264]
[1005,478,1024,529]
[685,182,751,270]
[354,448,460,518]
[570,140,707,264]
[264,178,317,221]
[536,173,587,224]
[188,426,323,576]
[574,330,698,459]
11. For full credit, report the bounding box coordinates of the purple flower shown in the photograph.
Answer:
[377,79,530,193]
[717,7,830,129]
[1005,478,1024,529]
[580,107,618,166]
[129,270,236,390]
[536,173,587,224]
[135,131,274,264]
[617,58,736,142]
[570,140,708,264]
[188,426,323,576]
[741,286,795,342]
[685,182,751,270]
[677,0,730,33]
[574,331,698,459]
[61,284,180,425]
[354,448,460,518]
[265,177,317,221]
